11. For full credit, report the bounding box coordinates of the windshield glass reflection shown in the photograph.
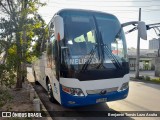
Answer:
[61,12,127,70]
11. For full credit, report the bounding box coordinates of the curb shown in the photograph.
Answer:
[34,86,52,120]
[25,81,52,120]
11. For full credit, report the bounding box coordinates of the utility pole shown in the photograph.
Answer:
[135,8,141,79]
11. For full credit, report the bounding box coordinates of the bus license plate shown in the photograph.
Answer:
[96,98,107,103]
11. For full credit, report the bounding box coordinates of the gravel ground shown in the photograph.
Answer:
[1,84,31,110]
[0,83,50,120]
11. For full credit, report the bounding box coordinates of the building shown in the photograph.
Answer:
[149,38,160,50]
[128,49,157,71]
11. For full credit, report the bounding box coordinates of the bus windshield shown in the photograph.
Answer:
[61,11,127,70]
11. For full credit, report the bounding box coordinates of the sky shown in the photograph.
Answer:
[38,0,160,49]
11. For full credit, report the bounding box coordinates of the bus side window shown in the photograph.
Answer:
[47,39,52,68]
[50,33,56,61]
[52,40,56,60]
[51,40,56,73]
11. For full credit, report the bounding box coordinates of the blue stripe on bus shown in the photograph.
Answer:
[60,85,129,107]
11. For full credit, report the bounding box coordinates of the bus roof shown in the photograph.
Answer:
[56,9,118,20]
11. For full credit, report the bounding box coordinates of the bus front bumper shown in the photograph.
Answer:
[60,87,129,107]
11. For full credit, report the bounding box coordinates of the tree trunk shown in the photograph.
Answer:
[22,30,27,83]
[16,32,22,88]
[16,62,22,88]
[20,0,28,83]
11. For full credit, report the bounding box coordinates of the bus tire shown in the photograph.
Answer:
[47,81,56,103]
[33,71,39,85]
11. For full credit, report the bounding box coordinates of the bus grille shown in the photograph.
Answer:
[86,87,118,95]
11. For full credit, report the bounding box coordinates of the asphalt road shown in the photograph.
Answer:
[108,81,160,120]
[27,68,160,120]
[108,81,160,111]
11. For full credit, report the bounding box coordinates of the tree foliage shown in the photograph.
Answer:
[0,0,48,88]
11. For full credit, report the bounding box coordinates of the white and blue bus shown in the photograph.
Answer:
[32,9,147,107]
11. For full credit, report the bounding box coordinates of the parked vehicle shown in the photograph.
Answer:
[32,9,147,107]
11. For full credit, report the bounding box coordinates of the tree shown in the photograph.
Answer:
[0,0,47,88]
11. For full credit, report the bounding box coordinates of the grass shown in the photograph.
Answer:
[130,76,160,84]
[150,78,160,84]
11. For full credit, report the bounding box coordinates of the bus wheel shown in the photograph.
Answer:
[47,81,55,103]
[33,71,39,85]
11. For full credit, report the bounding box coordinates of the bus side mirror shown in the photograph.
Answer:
[138,21,147,40]
[54,15,64,41]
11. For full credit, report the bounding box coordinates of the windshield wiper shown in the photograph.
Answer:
[102,26,123,69]
[96,31,122,69]
[80,44,97,72]
[103,44,122,69]
[98,29,122,69]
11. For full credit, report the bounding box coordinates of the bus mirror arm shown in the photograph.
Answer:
[121,21,147,40]
[121,21,140,28]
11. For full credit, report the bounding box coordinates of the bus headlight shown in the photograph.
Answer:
[120,82,129,91]
[62,85,85,96]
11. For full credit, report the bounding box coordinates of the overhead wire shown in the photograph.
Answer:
[42,0,160,24]
[48,1,156,8]
[48,0,156,3]
[46,1,160,12]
